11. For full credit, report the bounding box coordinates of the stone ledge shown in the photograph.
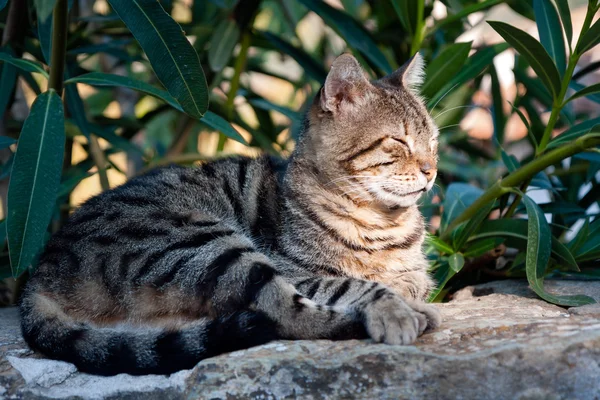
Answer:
[1,280,599,399]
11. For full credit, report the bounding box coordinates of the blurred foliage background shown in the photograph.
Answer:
[0,0,599,307]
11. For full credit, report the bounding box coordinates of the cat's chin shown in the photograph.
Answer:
[372,188,424,208]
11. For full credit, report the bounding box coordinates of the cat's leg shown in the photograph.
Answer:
[290,275,441,341]
[249,271,438,345]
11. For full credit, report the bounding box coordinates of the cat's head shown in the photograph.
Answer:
[302,53,439,208]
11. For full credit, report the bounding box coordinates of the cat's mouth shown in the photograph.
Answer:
[382,187,426,197]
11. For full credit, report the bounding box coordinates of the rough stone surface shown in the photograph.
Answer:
[1,280,599,399]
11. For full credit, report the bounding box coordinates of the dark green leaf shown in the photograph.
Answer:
[35,0,56,64]
[208,19,240,72]
[248,97,301,122]
[488,21,562,99]
[533,0,567,74]
[107,0,208,118]
[0,52,49,78]
[576,18,600,55]
[554,0,572,50]
[428,44,509,109]
[422,42,472,99]
[0,49,17,118]
[425,234,454,254]
[448,253,465,272]
[489,65,506,143]
[548,119,600,149]
[464,237,505,258]
[453,200,494,250]
[200,111,248,145]
[427,262,455,302]
[298,0,392,73]
[391,0,419,36]
[0,0,8,11]
[0,137,16,149]
[442,183,483,231]
[522,195,594,306]
[471,219,579,272]
[7,90,65,277]
[65,72,182,111]
[566,83,600,104]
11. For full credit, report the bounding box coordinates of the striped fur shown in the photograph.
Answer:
[20,54,441,375]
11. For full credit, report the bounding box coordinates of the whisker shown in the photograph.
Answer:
[434,105,479,121]
[429,83,461,112]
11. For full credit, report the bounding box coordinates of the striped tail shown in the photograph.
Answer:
[19,292,278,376]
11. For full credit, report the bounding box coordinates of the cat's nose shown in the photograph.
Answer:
[420,161,436,180]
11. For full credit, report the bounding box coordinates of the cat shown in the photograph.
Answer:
[20,53,441,376]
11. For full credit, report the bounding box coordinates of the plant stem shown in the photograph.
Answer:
[225,31,251,120]
[442,134,600,240]
[410,0,426,55]
[48,0,69,95]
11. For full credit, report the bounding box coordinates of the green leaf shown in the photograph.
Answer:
[547,119,600,149]
[522,195,594,306]
[421,42,472,99]
[533,0,567,75]
[453,200,494,250]
[65,72,182,111]
[576,18,600,55]
[200,111,248,145]
[0,49,17,118]
[553,0,572,50]
[565,83,600,104]
[442,183,483,231]
[7,90,65,277]
[488,21,561,99]
[34,0,56,64]
[448,253,465,273]
[208,19,240,72]
[259,31,328,83]
[471,219,579,272]
[427,262,455,302]
[464,237,505,258]
[298,0,392,73]
[0,0,8,11]
[425,234,454,254]
[428,43,509,108]
[248,97,301,122]
[0,52,49,78]
[489,65,506,143]
[0,137,16,149]
[107,0,208,118]
[391,0,419,35]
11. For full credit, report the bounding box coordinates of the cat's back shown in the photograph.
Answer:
[33,155,284,285]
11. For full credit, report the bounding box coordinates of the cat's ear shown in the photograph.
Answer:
[320,53,370,113]
[379,53,425,94]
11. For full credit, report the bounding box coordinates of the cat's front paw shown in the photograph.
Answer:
[361,292,427,345]
[405,299,442,332]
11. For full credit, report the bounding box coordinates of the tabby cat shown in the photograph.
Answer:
[20,53,441,376]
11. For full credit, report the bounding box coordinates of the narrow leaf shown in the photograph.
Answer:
[0,49,17,118]
[0,0,8,11]
[427,43,509,109]
[565,83,600,104]
[548,119,600,149]
[107,0,208,118]
[7,90,65,277]
[65,72,182,111]
[422,42,472,99]
[208,19,240,72]
[453,200,494,250]
[576,19,600,55]
[554,0,573,50]
[522,195,594,306]
[488,21,562,99]
[298,0,392,73]
[34,0,56,64]
[534,0,567,74]
[0,137,16,149]
[464,237,505,258]
[200,111,248,145]
[489,65,506,143]
[425,234,454,254]
[0,52,49,78]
